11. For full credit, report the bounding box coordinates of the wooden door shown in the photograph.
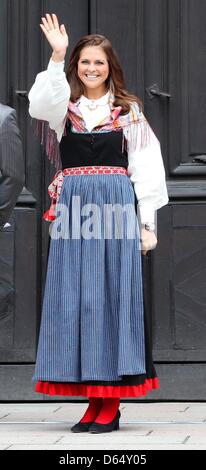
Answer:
[1,0,206,400]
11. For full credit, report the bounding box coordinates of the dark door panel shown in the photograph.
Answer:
[0,0,205,400]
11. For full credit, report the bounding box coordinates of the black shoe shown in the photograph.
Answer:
[88,409,121,433]
[71,420,93,433]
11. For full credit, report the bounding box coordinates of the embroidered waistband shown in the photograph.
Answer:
[62,165,128,176]
[43,166,128,222]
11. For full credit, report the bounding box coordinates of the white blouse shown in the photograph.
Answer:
[28,58,169,224]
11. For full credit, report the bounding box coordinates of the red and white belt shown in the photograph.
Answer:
[43,165,128,222]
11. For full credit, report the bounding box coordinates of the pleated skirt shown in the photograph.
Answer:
[33,169,159,397]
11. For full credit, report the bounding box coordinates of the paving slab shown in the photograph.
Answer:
[0,402,205,450]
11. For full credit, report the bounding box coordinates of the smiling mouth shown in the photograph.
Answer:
[85,75,100,79]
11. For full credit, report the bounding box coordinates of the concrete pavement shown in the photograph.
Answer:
[0,402,206,450]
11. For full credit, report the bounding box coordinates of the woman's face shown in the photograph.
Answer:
[77,46,109,97]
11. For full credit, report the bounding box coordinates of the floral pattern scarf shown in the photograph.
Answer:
[31,91,152,171]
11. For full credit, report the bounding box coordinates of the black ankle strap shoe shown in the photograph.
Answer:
[88,409,121,433]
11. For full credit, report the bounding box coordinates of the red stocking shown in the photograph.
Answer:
[94,398,120,424]
[80,397,104,423]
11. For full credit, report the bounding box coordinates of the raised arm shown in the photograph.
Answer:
[28,14,71,141]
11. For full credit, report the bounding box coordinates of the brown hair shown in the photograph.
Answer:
[66,34,143,115]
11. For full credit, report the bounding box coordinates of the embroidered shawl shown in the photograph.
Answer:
[31,91,152,171]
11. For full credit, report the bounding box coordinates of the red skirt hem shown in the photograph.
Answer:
[35,377,159,398]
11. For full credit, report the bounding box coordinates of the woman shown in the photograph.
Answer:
[28,13,169,433]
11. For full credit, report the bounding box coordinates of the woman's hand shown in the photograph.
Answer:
[140,228,157,255]
[40,13,69,60]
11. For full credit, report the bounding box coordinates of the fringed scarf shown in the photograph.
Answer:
[30,118,66,171]
[30,92,152,170]
[30,92,152,221]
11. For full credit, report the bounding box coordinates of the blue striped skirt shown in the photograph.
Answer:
[32,170,147,383]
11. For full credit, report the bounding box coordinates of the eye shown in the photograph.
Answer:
[81,60,105,64]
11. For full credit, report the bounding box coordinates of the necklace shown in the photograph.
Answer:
[82,91,110,111]
[87,100,98,111]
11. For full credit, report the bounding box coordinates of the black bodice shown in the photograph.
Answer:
[59,119,128,170]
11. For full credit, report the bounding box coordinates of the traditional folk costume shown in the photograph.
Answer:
[28,58,169,399]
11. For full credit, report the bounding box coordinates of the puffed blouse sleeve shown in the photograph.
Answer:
[125,105,169,224]
[28,58,71,142]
